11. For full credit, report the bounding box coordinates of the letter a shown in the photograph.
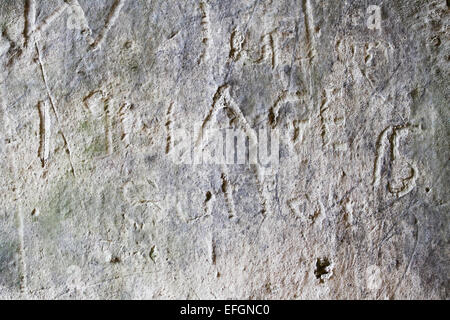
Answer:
[367,5,381,31]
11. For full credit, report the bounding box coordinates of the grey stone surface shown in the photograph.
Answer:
[0,0,448,299]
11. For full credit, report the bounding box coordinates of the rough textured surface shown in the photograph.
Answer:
[0,0,448,299]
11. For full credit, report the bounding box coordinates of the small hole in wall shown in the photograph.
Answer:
[110,257,121,264]
[31,208,39,217]
[314,258,331,283]
[425,187,430,193]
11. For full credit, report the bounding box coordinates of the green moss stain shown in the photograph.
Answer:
[85,135,107,156]
[78,120,107,157]
[38,176,78,237]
